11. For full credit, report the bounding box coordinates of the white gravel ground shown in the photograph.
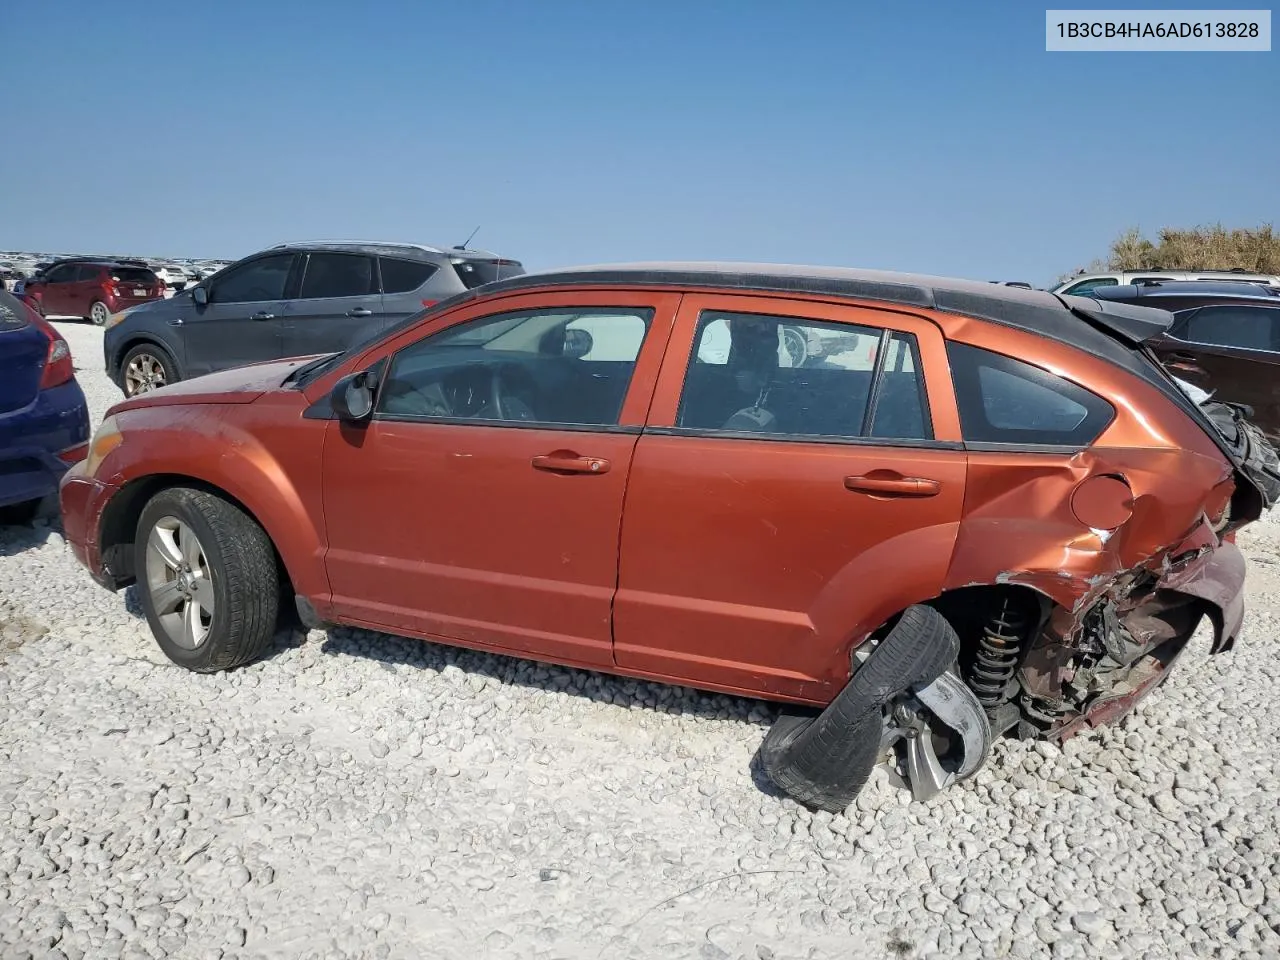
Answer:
[2,321,1279,960]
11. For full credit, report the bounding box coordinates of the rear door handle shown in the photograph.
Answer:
[845,475,940,497]
[531,454,611,475]
[251,311,275,321]
[1166,350,1200,363]
[346,307,373,318]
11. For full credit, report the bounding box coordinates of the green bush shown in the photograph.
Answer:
[1107,224,1280,272]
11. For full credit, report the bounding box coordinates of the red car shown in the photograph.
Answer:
[24,259,165,325]
[59,264,1279,813]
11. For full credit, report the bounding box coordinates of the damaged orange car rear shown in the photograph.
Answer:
[59,264,1280,814]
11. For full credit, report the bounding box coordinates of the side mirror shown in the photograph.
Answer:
[564,328,593,359]
[330,369,379,422]
[191,286,208,306]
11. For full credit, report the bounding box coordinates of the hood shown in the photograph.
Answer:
[111,357,313,413]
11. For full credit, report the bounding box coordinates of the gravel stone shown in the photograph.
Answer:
[0,321,1278,958]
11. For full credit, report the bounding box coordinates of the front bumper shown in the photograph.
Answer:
[59,464,119,589]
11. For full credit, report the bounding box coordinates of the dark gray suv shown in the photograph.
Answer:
[103,240,524,396]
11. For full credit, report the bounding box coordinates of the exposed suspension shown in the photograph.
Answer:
[968,599,1030,712]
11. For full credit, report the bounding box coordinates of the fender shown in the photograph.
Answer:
[98,399,332,603]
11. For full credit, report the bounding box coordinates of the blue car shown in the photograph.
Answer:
[0,289,90,525]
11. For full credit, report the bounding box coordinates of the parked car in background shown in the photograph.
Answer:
[150,264,190,295]
[1053,269,1280,296]
[1088,281,1280,444]
[22,260,165,325]
[62,263,1278,814]
[103,239,525,396]
[0,289,90,525]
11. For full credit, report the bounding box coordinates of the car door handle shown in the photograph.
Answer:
[167,318,183,326]
[844,475,941,497]
[531,454,611,475]
[251,312,275,321]
[1166,351,1200,363]
[346,307,373,318]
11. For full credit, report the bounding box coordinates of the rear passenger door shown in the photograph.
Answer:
[612,294,967,702]
[279,252,381,359]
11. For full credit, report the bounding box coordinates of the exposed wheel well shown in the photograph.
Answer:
[99,474,292,597]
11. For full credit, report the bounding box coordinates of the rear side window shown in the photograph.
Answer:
[299,253,375,299]
[74,265,103,281]
[451,258,524,290]
[947,342,1114,446]
[1178,305,1280,352]
[379,257,438,294]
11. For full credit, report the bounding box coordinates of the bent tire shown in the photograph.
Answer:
[759,604,961,813]
[120,343,177,396]
[135,487,280,673]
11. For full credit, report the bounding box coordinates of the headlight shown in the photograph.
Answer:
[84,416,123,478]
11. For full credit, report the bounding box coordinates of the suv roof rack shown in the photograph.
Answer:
[270,239,448,255]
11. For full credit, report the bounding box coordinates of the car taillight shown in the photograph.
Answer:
[24,303,75,389]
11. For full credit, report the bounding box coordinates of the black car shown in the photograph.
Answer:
[1090,281,1280,442]
[102,240,524,397]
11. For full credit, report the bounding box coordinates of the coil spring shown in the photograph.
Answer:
[968,600,1030,710]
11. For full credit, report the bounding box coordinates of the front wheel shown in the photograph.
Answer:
[135,487,280,673]
[120,343,178,396]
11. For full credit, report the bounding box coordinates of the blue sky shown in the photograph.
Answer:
[2,1,1275,286]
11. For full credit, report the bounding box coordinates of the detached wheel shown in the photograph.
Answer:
[89,300,111,326]
[759,604,976,812]
[135,488,280,673]
[121,343,177,396]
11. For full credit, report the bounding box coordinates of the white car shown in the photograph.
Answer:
[150,265,190,297]
[1052,269,1280,296]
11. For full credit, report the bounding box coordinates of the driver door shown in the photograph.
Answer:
[321,290,680,667]
[182,252,298,377]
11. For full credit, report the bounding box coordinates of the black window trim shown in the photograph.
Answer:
[643,425,962,450]
[368,413,643,435]
[295,251,378,302]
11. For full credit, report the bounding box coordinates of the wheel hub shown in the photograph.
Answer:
[881,671,992,802]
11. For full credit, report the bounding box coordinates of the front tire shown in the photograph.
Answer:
[120,343,178,396]
[90,300,111,326]
[135,488,280,673]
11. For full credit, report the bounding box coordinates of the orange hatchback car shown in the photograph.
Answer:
[60,264,1280,812]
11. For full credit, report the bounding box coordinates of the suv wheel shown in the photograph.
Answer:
[89,301,111,326]
[135,487,280,672]
[121,344,177,396]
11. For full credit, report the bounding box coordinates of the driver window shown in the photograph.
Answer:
[377,306,654,427]
[209,254,294,304]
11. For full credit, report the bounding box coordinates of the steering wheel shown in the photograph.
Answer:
[485,366,538,422]
[489,367,507,420]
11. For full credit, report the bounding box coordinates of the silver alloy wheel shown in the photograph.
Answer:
[90,301,110,325]
[124,353,167,396]
[144,516,215,649]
